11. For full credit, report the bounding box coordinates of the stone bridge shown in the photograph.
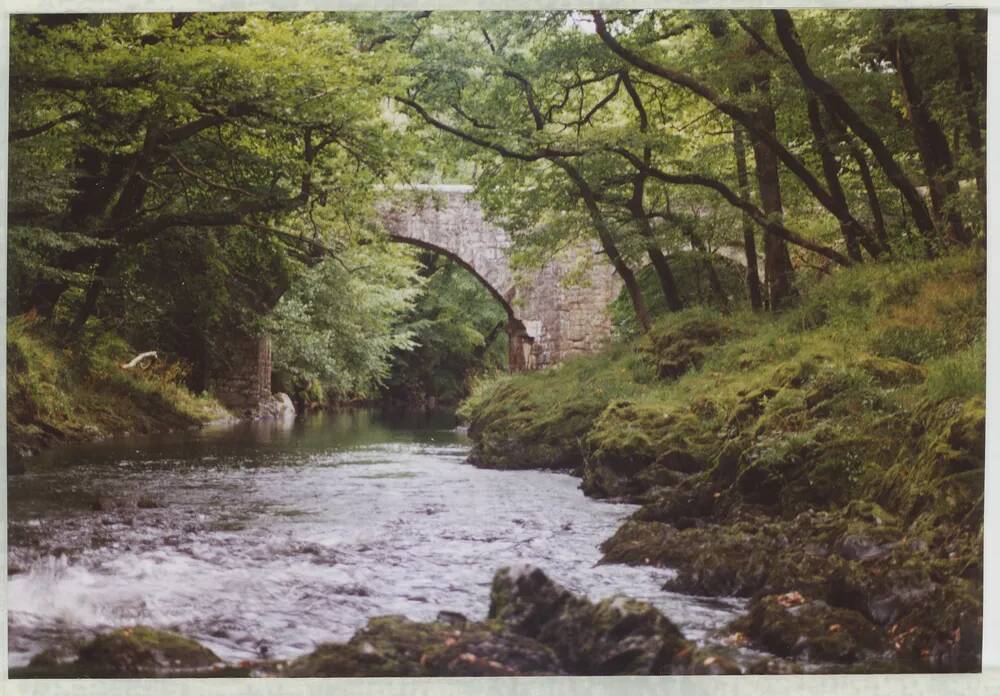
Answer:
[211,184,620,412]
[379,185,620,371]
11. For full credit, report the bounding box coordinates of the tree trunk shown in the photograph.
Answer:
[593,11,875,262]
[948,9,986,229]
[850,141,890,251]
[621,71,684,313]
[677,222,727,308]
[749,78,795,310]
[554,158,653,332]
[806,96,877,261]
[771,10,939,249]
[884,14,968,245]
[628,186,683,313]
[645,246,684,312]
[823,112,889,250]
[732,127,764,311]
[66,250,116,337]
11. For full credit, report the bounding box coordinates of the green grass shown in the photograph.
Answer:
[459,249,986,523]
[7,316,228,454]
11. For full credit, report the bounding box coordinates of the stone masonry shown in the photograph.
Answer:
[380,185,620,369]
[210,334,272,413]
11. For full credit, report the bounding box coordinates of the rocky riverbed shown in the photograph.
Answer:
[11,566,759,678]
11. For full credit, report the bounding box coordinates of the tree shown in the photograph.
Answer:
[8,13,410,334]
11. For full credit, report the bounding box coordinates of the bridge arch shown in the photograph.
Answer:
[385,231,536,371]
[378,185,620,371]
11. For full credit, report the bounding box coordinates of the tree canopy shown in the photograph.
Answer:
[7,10,987,399]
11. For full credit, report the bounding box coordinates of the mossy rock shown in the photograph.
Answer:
[465,382,605,471]
[860,356,928,386]
[420,625,564,676]
[731,595,888,663]
[489,565,690,675]
[927,398,985,475]
[671,646,742,675]
[287,617,563,677]
[886,578,982,672]
[632,477,720,529]
[286,642,379,677]
[75,626,219,677]
[877,396,985,525]
[583,400,709,499]
[641,315,730,380]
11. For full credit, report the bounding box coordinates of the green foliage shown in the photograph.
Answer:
[8,12,421,392]
[267,244,423,402]
[924,338,986,402]
[383,254,509,405]
[7,315,225,455]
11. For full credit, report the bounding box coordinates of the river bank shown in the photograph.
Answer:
[457,250,985,672]
[7,318,230,461]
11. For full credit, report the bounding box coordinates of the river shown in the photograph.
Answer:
[7,410,745,668]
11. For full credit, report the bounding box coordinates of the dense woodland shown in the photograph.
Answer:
[5,10,989,676]
[7,10,986,410]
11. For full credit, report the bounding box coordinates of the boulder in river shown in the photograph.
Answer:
[730,593,888,664]
[489,565,738,675]
[290,566,739,677]
[73,627,219,677]
[287,615,563,677]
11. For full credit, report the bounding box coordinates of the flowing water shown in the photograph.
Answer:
[7,410,746,668]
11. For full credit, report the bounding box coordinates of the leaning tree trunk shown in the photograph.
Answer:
[553,158,653,332]
[621,72,684,313]
[628,186,684,312]
[884,14,968,245]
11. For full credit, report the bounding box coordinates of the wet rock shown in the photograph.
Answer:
[92,495,122,512]
[28,645,77,669]
[421,628,564,676]
[601,519,772,597]
[489,565,690,675]
[250,392,296,420]
[731,594,888,663]
[747,657,805,674]
[436,610,468,627]
[633,478,719,529]
[287,615,561,677]
[75,626,220,676]
[884,579,982,672]
[671,647,742,675]
[136,495,161,509]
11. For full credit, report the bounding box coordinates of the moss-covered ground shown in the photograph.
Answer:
[7,317,228,459]
[458,250,986,672]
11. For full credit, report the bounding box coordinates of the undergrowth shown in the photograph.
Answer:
[459,249,986,527]
[7,315,227,456]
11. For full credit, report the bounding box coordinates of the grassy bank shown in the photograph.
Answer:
[7,317,229,459]
[459,250,986,672]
